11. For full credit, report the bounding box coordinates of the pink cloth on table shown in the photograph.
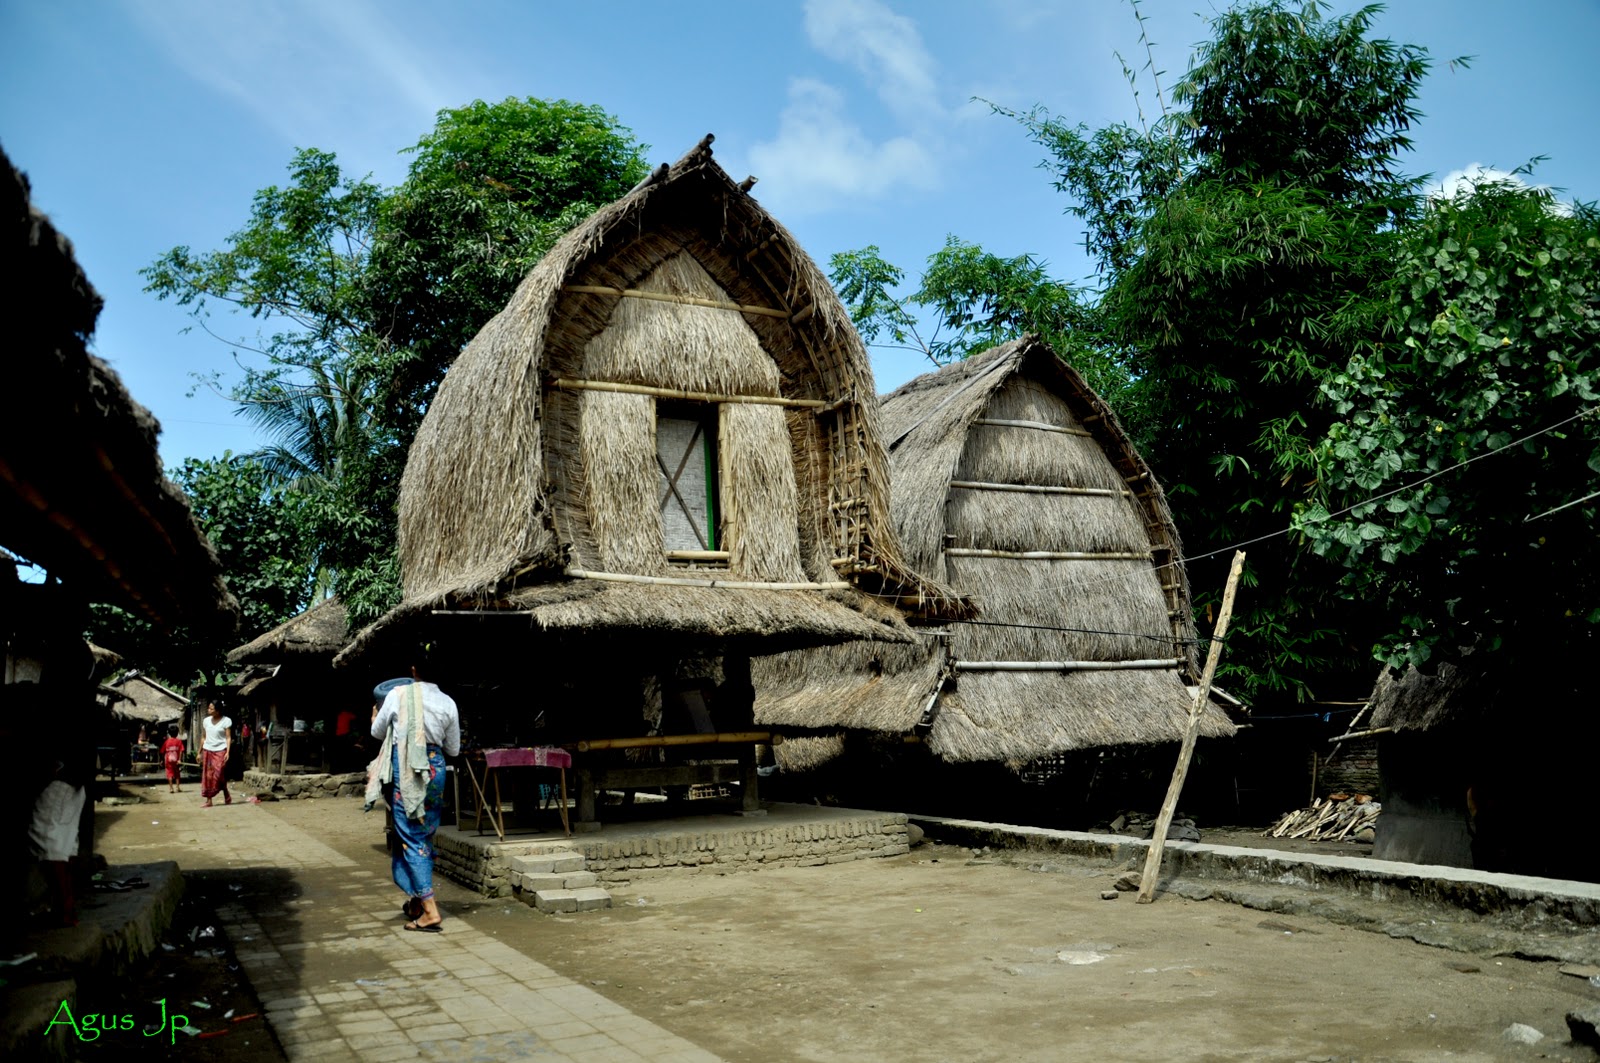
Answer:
[479,747,571,769]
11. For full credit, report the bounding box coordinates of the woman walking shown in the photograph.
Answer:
[199,702,233,807]
[369,646,459,932]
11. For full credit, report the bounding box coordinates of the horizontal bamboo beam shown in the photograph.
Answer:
[954,659,1184,672]
[562,284,790,319]
[666,550,730,561]
[973,417,1092,438]
[949,480,1131,498]
[566,567,848,591]
[1327,726,1394,743]
[572,731,782,753]
[551,377,824,409]
[944,548,1152,561]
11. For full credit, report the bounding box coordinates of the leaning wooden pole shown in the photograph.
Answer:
[1137,550,1247,904]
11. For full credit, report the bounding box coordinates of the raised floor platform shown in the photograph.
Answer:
[436,802,911,896]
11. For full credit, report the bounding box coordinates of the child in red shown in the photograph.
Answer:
[160,724,186,793]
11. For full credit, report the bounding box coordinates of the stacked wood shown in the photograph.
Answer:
[1266,793,1381,841]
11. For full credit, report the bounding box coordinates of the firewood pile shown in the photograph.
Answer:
[1266,793,1380,841]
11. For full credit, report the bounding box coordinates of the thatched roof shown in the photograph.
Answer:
[340,136,965,667]
[1,147,239,636]
[1367,652,1496,733]
[755,336,1236,765]
[108,672,188,725]
[228,597,349,665]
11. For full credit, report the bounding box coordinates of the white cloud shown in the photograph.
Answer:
[1431,163,1573,215]
[803,0,941,123]
[748,79,935,214]
[749,1,944,214]
[120,0,452,173]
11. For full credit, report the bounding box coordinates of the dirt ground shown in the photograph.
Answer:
[99,784,1600,1063]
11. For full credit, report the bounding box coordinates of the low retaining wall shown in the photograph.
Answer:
[242,769,364,800]
[572,813,911,884]
[913,815,1600,931]
[435,806,912,896]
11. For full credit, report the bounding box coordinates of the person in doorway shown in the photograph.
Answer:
[160,724,185,793]
[199,701,233,807]
[369,645,459,932]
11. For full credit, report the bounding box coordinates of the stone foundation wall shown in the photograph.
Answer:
[573,815,911,884]
[243,769,364,800]
[434,810,911,896]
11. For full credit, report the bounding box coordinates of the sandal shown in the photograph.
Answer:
[401,898,423,921]
[403,921,443,933]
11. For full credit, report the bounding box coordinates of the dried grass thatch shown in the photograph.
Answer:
[341,137,964,667]
[755,336,1236,765]
[2,147,238,635]
[109,672,188,725]
[1366,650,1498,733]
[228,596,349,665]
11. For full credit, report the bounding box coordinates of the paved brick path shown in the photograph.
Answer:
[108,789,723,1063]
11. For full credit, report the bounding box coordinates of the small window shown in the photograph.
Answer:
[656,405,721,555]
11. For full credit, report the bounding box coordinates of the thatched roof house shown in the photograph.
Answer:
[754,336,1236,766]
[1,148,238,636]
[341,136,965,668]
[229,597,349,665]
[108,672,188,726]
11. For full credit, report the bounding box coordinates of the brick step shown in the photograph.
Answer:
[530,886,613,913]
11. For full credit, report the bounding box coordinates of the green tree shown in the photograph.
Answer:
[1296,178,1600,668]
[144,98,649,627]
[984,1,1444,702]
[829,239,1135,411]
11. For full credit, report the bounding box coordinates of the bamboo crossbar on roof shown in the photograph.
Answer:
[564,567,848,591]
[974,417,1092,438]
[550,377,824,409]
[954,659,1184,672]
[943,548,1152,561]
[949,480,1132,498]
[561,284,792,319]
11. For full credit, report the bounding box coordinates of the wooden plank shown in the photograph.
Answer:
[954,659,1183,672]
[1138,550,1246,904]
[944,548,1151,561]
[550,377,824,409]
[949,480,1131,498]
[562,284,790,319]
[972,417,1093,438]
[563,569,848,591]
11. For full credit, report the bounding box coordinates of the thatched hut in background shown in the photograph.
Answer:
[754,337,1237,806]
[109,671,187,728]
[227,597,366,771]
[1365,652,1596,881]
[338,137,964,820]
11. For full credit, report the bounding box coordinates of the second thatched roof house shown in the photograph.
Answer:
[755,336,1236,768]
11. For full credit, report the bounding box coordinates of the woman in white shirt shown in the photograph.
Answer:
[199,702,233,807]
[370,651,459,932]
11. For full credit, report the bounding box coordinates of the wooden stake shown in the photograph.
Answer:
[1137,550,1246,903]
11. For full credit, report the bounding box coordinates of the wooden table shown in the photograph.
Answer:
[462,747,573,840]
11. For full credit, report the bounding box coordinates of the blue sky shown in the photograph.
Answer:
[3,0,1597,469]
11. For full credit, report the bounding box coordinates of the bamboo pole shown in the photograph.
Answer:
[564,568,848,591]
[550,377,824,409]
[953,659,1183,672]
[944,548,1151,561]
[948,480,1132,498]
[666,550,731,562]
[561,284,790,319]
[1327,726,1393,743]
[972,418,1093,438]
[572,731,781,753]
[1138,550,1246,904]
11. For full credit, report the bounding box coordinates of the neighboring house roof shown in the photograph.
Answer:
[1367,650,1493,733]
[228,597,350,665]
[1,147,239,636]
[339,136,967,668]
[755,336,1236,765]
[109,671,189,725]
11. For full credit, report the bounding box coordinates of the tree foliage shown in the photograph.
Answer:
[1296,180,1600,667]
[143,98,648,637]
